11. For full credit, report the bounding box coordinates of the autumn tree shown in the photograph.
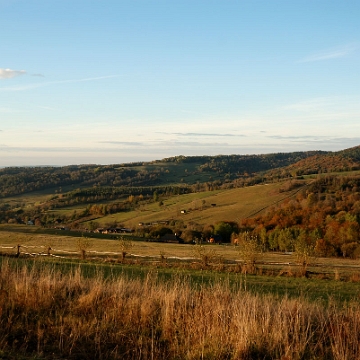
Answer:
[294,230,316,275]
[237,232,263,272]
[214,221,238,243]
[193,245,218,267]
[77,237,92,259]
[118,236,134,262]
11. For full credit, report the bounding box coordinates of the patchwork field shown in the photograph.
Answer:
[90,181,305,227]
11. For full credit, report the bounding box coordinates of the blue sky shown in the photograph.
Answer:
[1,0,360,166]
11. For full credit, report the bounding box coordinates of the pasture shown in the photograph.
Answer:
[95,181,304,227]
[0,179,309,230]
[1,255,360,359]
[1,226,360,303]
[2,225,360,358]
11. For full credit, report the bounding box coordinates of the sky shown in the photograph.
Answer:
[1,0,360,166]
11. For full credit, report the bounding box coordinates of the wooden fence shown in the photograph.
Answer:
[0,244,130,259]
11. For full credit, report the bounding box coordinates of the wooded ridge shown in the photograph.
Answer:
[2,146,360,197]
[1,145,360,259]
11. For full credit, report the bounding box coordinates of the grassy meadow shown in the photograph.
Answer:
[1,256,360,359]
[3,171,360,358]
[1,180,306,229]
[1,227,360,303]
[91,181,301,228]
[1,224,360,358]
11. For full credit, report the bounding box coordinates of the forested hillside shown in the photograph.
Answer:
[158,151,326,174]
[0,165,156,197]
[0,149,332,198]
[2,145,360,259]
[241,174,360,258]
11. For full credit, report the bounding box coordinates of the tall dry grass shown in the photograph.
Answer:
[0,260,360,359]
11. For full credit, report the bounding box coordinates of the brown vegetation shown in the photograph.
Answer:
[241,175,360,257]
[1,260,360,359]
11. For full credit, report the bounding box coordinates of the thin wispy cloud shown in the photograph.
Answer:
[99,139,232,147]
[282,97,333,112]
[0,75,118,92]
[298,44,357,63]
[268,135,328,140]
[56,75,118,84]
[267,135,360,145]
[172,141,230,147]
[332,137,360,144]
[0,146,113,153]
[0,68,26,79]
[158,132,244,137]
[100,141,144,146]
[32,73,45,77]
[174,132,239,137]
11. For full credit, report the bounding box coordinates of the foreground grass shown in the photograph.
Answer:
[2,256,360,305]
[1,258,360,359]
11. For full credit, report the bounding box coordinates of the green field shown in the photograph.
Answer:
[3,255,360,359]
[87,181,305,227]
[2,255,360,304]
[7,169,360,235]
[2,220,360,359]
[0,178,308,230]
[1,226,360,304]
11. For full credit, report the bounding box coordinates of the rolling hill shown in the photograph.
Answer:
[1,145,360,243]
[0,148,344,198]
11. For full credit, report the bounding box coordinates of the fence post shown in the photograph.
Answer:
[16,244,21,257]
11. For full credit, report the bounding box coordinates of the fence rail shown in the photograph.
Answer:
[2,244,360,273]
[0,244,130,259]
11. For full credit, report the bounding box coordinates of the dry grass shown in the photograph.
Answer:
[1,260,360,359]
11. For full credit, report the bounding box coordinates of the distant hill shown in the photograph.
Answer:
[160,151,327,175]
[337,145,360,162]
[0,146,359,198]
[264,145,360,178]
[1,145,360,260]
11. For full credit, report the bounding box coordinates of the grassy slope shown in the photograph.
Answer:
[101,181,304,227]
[0,177,308,227]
